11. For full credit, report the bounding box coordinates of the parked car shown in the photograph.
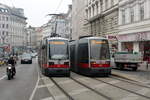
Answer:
[21,53,32,64]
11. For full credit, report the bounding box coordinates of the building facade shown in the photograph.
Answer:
[118,0,150,62]
[85,0,119,41]
[25,26,37,49]
[35,27,43,47]
[72,0,89,40]
[0,3,27,53]
[41,22,53,38]
[42,14,69,38]
[65,5,72,39]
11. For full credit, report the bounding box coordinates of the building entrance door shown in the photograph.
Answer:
[143,41,150,63]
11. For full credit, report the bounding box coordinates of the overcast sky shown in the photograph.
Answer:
[0,0,72,27]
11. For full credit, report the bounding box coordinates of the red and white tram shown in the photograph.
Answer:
[69,36,111,76]
[38,37,70,76]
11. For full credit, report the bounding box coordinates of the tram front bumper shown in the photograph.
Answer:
[91,67,112,75]
[45,68,70,76]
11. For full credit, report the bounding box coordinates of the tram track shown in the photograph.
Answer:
[94,78,150,100]
[69,76,112,100]
[47,72,150,100]
[49,77,111,100]
[50,78,74,100]
[72,72,150,100]
[110,75,150,89]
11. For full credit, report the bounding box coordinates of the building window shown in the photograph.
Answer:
[105,0,108,9]
[96,2,99,14]
[130,7,134,22]
[6,24,8,28]
[92,6,95,16]
[122,10,125,24]
[2,31,4,35]
[6,17,8,21]
[6,32,8,36]
[2,16,5,21]
[100,0,103,12]
[89,8,91,18]
[111,0,114,6]
[2,24,5,28]
[139,3,144,20]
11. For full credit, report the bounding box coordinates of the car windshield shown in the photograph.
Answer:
[22,54,31,59]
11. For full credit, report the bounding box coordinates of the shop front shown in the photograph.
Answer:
[117,31,150,62]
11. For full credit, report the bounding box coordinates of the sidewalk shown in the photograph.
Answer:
[112,63,150,84]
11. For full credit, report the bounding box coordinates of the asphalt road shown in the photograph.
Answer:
[0,59,49,100]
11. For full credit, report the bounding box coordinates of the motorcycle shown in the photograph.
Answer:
[6,64,15,80]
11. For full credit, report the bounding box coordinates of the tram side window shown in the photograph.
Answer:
[78,43,89,63]
[70,45,75,66]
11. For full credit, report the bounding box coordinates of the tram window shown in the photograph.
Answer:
[70,45,75,61]
[70,45,75,66]
[78,43,89,63]
[90,40,110,60]
[49,40,68,60]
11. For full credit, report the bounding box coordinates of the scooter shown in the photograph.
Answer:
[6,64,15,80]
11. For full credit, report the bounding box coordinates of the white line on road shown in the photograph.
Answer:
[29,67,40,100]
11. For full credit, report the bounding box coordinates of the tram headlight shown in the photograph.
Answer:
[105,61,110,64]
[49,62,54,65]
[64,62,69,65]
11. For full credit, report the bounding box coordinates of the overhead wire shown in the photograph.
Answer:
[55,0,64,14]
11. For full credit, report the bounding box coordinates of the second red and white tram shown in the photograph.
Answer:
[69,36,111,76]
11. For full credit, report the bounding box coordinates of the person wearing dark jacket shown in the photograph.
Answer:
[8,57,16,74]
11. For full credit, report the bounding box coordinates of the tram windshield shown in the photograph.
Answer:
[90,39,110,60]
[49,40,68,60]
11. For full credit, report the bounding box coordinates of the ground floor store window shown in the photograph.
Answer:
[122,42,133,52]
[143,41,150,63]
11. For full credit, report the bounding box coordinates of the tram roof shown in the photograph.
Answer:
[46,37,69,41]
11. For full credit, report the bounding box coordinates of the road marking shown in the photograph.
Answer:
[0,75,6,80]
[29,68,40,100]
[121,88,150,100]
[37,83,54,89]
[42,97,54,100]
